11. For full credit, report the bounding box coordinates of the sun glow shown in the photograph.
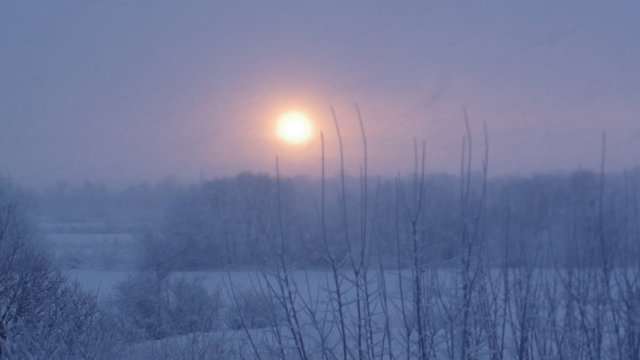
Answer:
[276,111,314,144]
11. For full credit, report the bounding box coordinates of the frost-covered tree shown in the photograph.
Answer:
[0,178,120,359]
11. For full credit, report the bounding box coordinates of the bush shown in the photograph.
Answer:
[0,179,121,359]
[113,272,224,340]
[226,288,282,330]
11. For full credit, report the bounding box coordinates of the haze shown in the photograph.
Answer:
[2,1,639,188]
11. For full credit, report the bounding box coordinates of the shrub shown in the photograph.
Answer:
[0,179,121,359]
[226,288,282,330]
[113,272,224,340]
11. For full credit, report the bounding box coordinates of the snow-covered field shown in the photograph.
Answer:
[40,222,640,359]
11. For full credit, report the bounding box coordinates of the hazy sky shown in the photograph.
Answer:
[2,1,639,188]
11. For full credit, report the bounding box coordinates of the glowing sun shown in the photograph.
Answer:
[276,111,314,144]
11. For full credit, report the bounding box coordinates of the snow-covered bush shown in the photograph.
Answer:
[0,178,122,359]
[113,273,224,340]
[226,288,282,330]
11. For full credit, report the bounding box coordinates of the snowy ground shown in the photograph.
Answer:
[41,222,634,359]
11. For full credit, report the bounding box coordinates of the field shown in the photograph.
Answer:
[37,214,640,360]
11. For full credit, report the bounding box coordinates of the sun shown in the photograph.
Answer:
[276,110,314,144]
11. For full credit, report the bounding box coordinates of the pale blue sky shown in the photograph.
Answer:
[2,1,639,187]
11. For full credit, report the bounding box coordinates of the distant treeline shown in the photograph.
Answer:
[35,177,181,229]
[35,169,639,270]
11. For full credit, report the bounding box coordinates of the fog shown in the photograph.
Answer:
[2,2,640,359]
[2,1,640,188]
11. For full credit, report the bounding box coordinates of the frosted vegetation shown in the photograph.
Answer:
[2,133,640,359]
